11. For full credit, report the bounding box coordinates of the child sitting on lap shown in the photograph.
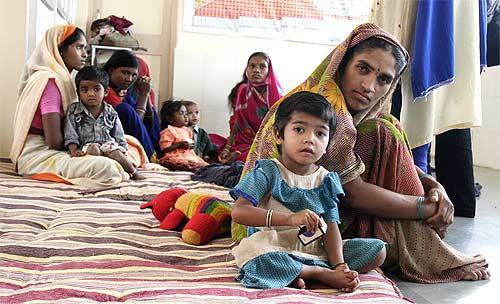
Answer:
[158,100,209,171]
[64,66,144,180]
[230,91,386,291]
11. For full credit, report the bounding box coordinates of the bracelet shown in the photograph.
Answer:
[136,108,146,114]
[333,262,347,270]
[265,209,273,227]
[416,196,426,220]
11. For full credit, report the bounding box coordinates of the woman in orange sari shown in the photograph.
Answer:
[243,23,489,283]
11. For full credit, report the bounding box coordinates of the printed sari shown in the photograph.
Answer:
[230,58,283,162]
[241,23,486,283]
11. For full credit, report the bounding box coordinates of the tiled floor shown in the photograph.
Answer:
[390,166,499,303]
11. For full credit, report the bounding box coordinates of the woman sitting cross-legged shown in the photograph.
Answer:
[10,24,129,188]
[243,23,490,283]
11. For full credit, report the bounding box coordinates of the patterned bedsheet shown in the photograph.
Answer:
[0,158,411,303]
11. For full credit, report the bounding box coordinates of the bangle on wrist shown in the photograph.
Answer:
[333,262,346,270]
[419,173,433,180]
[265,209,273,227]
[416,196,426,220]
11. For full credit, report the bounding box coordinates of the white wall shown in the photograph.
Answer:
[2,0,498,171]
[85,0,175,103]
[0,1,27,157]
[472,66,500,171]
[173,27,333,137]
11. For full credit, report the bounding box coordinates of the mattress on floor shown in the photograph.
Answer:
[0,158,411,303]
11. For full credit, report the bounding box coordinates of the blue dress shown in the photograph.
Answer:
[230,159,385,289]
[115,89,161,159]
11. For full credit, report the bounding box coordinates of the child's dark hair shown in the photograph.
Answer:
[75,66,109,91]
[182,100,197,108]
[274,91,336,154]
[160,99,185,130]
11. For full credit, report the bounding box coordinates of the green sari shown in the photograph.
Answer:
[238,23,486,283]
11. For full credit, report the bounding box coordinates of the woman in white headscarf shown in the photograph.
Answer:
[10,24,129,188]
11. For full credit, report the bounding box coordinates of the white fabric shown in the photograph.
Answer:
[18,135,128,188]
[370,0,482,148]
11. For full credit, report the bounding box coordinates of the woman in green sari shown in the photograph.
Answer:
[243,23,489,283]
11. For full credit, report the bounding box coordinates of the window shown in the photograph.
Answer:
[26,0,76,59]
[183,0,372,45]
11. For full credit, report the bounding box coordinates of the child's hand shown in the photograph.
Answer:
[288,209,320,233]
[70,150,86,157]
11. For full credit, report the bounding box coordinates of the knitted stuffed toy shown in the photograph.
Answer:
[140,187,232,245]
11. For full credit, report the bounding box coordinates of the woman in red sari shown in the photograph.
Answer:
[218,52,283,164]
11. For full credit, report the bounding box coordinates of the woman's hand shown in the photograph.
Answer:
[218,146,241,164]
[135,76,151,97]
[425,186,454,238]
[417,169,454,238]
[287,209,320,233]
[218,146,231,164]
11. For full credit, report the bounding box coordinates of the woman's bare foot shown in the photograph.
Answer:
[289,277,306,289]
[131,171,146,180]
[462,263,490,280]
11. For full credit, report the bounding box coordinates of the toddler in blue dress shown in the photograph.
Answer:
[230,91,386,291]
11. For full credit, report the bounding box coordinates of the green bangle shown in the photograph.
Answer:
[419,173,433,180]
[416,196,426,220]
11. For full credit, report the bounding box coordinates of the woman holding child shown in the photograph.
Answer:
[10,24,129,188]
[243,23,489,283]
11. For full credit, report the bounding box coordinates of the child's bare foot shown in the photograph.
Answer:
[289,277,306,289]
[317,268,359,292]
[131,170,146,180]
